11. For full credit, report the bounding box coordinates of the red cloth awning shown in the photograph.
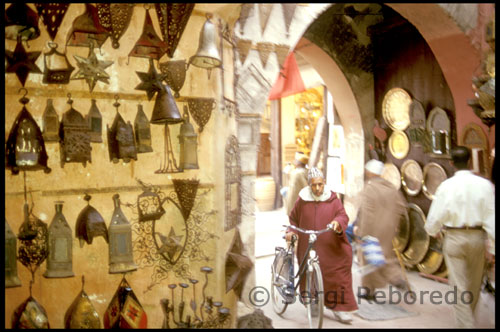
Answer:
[268,52,306,100]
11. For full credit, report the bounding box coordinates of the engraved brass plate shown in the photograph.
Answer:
[388,130,409,159]
[401,159,423,196]
[417,237,443,275]
[382,88,412,131]
[402,203,429,266]
[393,212,410,253]
[422,162,447,200]
[381,162,401,190]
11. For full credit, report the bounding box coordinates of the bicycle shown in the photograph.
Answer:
[271,223,334,329]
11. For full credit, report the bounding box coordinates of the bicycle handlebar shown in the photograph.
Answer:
[284,224,334,236]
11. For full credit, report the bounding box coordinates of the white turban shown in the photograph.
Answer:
[365,159,385,175]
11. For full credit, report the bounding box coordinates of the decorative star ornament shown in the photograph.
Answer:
[135,58,167,101]
[158,227,184,261]
[71,43,113,92]
[5,38,42,87]
[225,230,253,299]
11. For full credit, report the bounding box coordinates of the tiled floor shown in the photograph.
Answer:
[252,208,496,329]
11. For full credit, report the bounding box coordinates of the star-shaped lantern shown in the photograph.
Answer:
[158,227,184,261]
[5,38,42,86]
[135,58,167,101]
[225,230,253,299]
[71,42,113,92]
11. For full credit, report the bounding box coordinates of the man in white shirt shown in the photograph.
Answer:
[425,146,495,328]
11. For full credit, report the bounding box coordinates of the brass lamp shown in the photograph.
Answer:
[178,106,199,170]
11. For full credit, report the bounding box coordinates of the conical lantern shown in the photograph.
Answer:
[86,99,103,143]
[64,276,101,328]
[35,3,70,41]
[44,201,74,278]
[66,3,109,49]
[178,106,199,170]
[107,96,138,163]
[5,90,51,175]
[104,277,148,328]
[11,283,50,329]
[129,7,167,61]
[134,104,153,153]
[42,99,60,142]
[43,42,75,84]
[5,3,40,42]
[5,219,22,288]
[108,194,138,274]
[150,85,183,125]
[76,194,109,248]
[189,14,222,69]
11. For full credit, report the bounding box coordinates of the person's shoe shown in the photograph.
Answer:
[332,311,352,324]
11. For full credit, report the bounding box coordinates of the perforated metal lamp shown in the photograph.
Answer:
[178,106,199,170]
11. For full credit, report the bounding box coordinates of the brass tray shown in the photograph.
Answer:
[402,203,430,266]
[401,159,423,196]
[434,260,448,278]
[388,130,410,159]
[393,212,410,253]
[381,162,401,190]
[382,88,412,131]
[416,236,443,275]
[422,162,447,200]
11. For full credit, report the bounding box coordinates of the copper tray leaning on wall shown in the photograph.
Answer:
[402,203,430,266]
[381,162,401,190]
[416,236,443,275]
[393,212,410,253]
[422,162,448,200]
[401,159,423,196]
[388,130,410,159]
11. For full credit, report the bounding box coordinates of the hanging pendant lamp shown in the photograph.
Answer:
[5,3,40,42]
[129,6,167,61]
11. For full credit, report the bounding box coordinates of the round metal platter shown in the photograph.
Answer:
[401,159,423,196]
[393,212,410,253]
[388,130,410,160]
[433,260,448,278]
[422,162,448,200]
[381,162,401,190]
[416,236,444,275]
[402,203,430,266]
[382,88,412,131]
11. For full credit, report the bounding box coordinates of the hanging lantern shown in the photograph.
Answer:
[178,106,199,170]
[5,89,51,175]
[96,3,135,49]
[155,3,194,58]
[60,93,92,168]
[66,3,109,49]
[43,42,75,84]
[64,276,101,328]
[86,99,103,143]
[35,3,70,41]
[42,99,60,143]
[75,194,109,248]
[134,104,153,153]
[137,185,165,222]
[11,282,50,329]
[104,277,148,328]
[71,41,114,93]
[129,6,167,61]
[107,96,138,163]
[150,85,183,125]
[5,3,40,42]
[44,201,74,278]
[5,219,22,288]
[108,194,138,274]
[159,59,188,99]
[186,97,216,133]
[189,14,222,69]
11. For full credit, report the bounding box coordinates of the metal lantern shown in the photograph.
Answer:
[76,194,109,248]
[43,42,75,84]
[189,14,222,69]
[64,276,101,329]
[104,277,148,328]
[5,3,40,42]
[87,99,103,143]
[6,89,51,175]
[159,59,188,99]
[108,194,138,274]
[44,201,74,278]
[60,94,92,168]
[42,99,60,142]
[137,186,165,222]
[66,3,109,49]
[128,6,167,61]
[150,85,183,125]
[134,104,153,153]
[107,96,138,163]
[35,3,70,41]
[5,219,22,288]
[11,282,50,329]
[178,106,199,170]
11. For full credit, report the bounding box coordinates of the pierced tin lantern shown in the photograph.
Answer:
[186,97,216,133]
[86,99,103,143]
[66,3,109,49]
[178,106,199,170]
[43,42,75,84]
[64,276,101,329]
[96,3,135,49]
[104,277,148,328]
[108,194,138,274]
[5,219,22,288]
[107,96,138,163]
[35,3,70,41]
[42,99,60,142]
[189,14,222,69]
[11,282,50,329]
[6,90,51,175]
[129,6,167,61]
[137,186,165,222]
[159,59,188,99]
[5,3,40,42]
[134,104,153,153]
[76,194,109,248]
[60,94,92,167]
[44,201,74,278]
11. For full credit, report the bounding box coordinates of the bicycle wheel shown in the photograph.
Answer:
[305,261,324,329]
[271,264,289,315]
